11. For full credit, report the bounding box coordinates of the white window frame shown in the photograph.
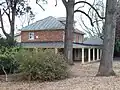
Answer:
[63,31,65,41]
[74,34,76,42]
[29,32,34,40]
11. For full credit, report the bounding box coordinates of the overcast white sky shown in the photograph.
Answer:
[0,0,106,36]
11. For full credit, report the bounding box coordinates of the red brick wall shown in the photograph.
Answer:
[21,30,64,42]
[21,30,84,43]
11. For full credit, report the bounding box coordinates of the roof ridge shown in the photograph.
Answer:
[22,16,55,28]
[20,16,54,30]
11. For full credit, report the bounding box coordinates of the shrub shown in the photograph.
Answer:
[0,35,17,47]
[15,49,68,81]
[0,47,21,74]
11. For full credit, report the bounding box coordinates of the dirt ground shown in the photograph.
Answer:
[1,61,120,90]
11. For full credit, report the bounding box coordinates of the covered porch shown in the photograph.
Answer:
[73,48,102,64]
[54,44,102,64]
[21,42,102,64]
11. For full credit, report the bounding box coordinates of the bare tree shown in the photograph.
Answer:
[62,0,104,64]
[77,0,105,38]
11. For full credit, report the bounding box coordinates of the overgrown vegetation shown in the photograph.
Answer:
[0,35,68,81]
[0,35,17,47]
[15,49,68,81]
[114,40,120,52]
[0,47,20,74]
[0,35,19,74]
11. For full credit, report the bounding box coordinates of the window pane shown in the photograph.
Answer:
[29,32,34,40]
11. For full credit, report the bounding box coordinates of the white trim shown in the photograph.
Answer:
[82,48,84,64]
[97,49,99,60]
[88,48,91,62]
[93,48,95,61]
[73,34,76,42]
[63,31,65,42]
[55,48,58,54]
[29,32,34,40]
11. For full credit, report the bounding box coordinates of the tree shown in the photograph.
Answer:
[36,0,74,64]
[77,0,105,38]
[0,0,33,46]
[96,0,118,76]
[62,0,75,65]
[0,34,9,47]
[18,3,35,27]
[62,0,104,64]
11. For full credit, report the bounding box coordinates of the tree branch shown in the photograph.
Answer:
[78,19,93,37]
[0,9,10,38]
[74,1,105,19]
[55,0,57,6]
[88,0,96,15]
[3,8,12,26]
[0,65,8,82]
[0,2,6,5]
[93,19,103,23]
[36,0,45,11]
[76,0,86,10]
[62,0,67,7]
[74,10,94,26]
[80,16,96,35]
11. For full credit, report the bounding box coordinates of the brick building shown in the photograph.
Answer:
[18,16,102,64]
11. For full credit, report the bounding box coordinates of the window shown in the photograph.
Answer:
[74,34,76,42]
[29,32,34,40]
[63,31,65,41]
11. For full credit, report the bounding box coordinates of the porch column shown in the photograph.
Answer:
[97,49,99,60]
[88,48,91,62]
[35,48,38,52]
[55,48,58,54]
[82,48,84,64]
[100,49,102,59]
[93,48,95,61]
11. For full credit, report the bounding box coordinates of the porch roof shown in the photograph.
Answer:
[83,37,103,45]
[20,42,101,48]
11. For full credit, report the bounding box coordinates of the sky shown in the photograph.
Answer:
[16,0,66,30]
[0,0,106,36]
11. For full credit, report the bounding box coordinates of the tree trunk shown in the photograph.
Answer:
[6,6,16,46]
[97,0,117,76]
[64,0,74,65]
[0,9,10,38]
